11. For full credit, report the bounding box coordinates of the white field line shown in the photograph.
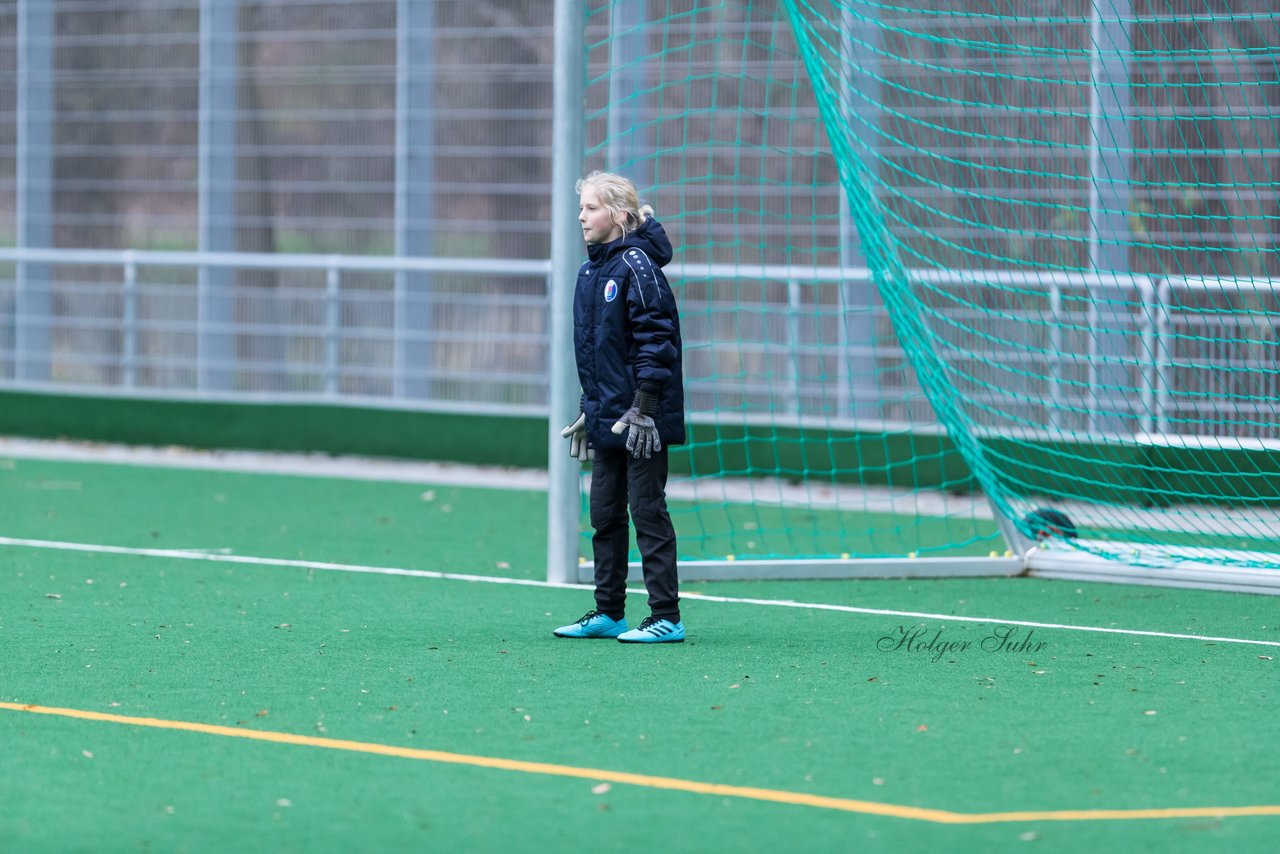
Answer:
[3,535,1279,650]
[0,535,587,591]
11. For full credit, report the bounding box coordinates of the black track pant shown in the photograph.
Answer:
[589,446,680,623]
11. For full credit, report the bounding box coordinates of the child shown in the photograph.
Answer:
[554,171,686,644]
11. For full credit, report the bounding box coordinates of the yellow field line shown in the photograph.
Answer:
[4,701,1278,825]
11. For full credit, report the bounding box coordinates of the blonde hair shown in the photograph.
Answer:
[576,171,654,234]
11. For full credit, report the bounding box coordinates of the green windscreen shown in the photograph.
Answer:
[580,0,1280,572]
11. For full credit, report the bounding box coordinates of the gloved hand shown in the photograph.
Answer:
[611,387,661,459]
[560,412,593,462]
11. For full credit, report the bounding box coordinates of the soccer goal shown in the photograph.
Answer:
[547,0,1280,593]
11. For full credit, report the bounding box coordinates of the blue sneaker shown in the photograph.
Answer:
[617,616,685,644]
[553,610,627,639]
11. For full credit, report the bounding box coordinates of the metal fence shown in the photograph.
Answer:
[0,248,553,410]
[3,246,1276,442]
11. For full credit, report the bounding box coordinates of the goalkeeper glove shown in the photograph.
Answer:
[560,411,593,462]
[611,386,661,459]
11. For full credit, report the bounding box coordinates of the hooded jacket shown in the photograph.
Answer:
[573,216,686,451]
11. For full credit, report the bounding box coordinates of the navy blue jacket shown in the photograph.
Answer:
[573,217,686,451]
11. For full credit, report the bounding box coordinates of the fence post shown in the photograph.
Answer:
[325,265,341,395]
[1138,276,1156,434]
[16,0,54,382]
[123,253,138,388]
[1048,278,1063,430]
[1154,278,1172,435]
[394,0,435,400]
[787,277,802,416]
[1086,2,1134,435]
[198,0,238,391]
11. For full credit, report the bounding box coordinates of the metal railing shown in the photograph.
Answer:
[1,247,1277,441]
[0,247,554,413]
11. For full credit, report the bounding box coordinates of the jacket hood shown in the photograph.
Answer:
[587,216,673,267]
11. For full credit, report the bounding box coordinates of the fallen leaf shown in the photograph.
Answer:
[592,783,611,795]
[916,724,928,732]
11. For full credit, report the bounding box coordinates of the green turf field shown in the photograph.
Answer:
[2,450,1279,852]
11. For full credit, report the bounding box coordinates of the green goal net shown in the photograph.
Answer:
[573,0,1280,582]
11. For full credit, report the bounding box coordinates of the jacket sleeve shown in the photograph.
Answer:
[621,247,679,391]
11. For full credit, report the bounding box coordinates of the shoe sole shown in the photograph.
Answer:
[617,637,684,644]
[553,632,624,639]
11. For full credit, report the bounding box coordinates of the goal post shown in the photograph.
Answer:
[546,0,587,586]
[548,0,1280,590]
